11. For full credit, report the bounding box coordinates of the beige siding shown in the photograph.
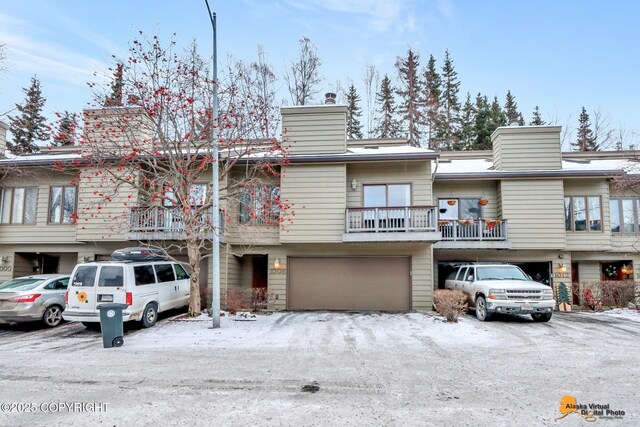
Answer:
[12,253,33,278]
[564,178,612,250]
[347,161,432,207]
[433,181,499,218]
[221,246,242,295]
[280,164,346,243]
[75,168,138,241]
[281,105,347,155]
[500,179,566,249]
[0,173,78,244]
[492,126,562,171]
[58,253,78,274]
[83,108,154,155]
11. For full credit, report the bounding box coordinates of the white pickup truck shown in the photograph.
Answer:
[444,263,555,322]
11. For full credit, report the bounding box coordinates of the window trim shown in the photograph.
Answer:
[362,183,413,208]
[0,186,39,225]
[610,197,640,234]
[48,185,77,225]
[564,195,603,233]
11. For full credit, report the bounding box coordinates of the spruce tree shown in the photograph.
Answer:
[106,63,124,107]
[438,50,461,150]
[52,111,78,147]
[574,107,599,151]
[517,113,525,126]
[458,93,476,150]
[490,96,507,128]
[473,93,492,150]
[395,49,424,147]
[423,54,442,149]
[529,106,545,125]
[373,74,401,138]
[504,90,521,125]
[346,84,364,139]
[8,76,49,154]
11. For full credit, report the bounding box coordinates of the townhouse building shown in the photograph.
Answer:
[0,101,637,311]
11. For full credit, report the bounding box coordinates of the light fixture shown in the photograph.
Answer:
[274,257,282,269]
[351,179,357,190]
[621,264,632,275]
[0,256,7,264]
[558,263,567,273]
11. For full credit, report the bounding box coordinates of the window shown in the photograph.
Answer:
[0,187,38,224]
[564,196,602,232]
[174,264,189,280]
[72,266,97,287]
[163,184,209,207]
[363,184,411,207]
[134,265,156,286]
[438,198,481,220]
[49,186,76,224]
[464,268,474,281]
[154,264,176,283]
[610,198,640,233]
[98,266,124,287]
[239,185,280,225]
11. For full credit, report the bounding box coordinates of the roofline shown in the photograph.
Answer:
[435,169,623,180]
[284,152,439,164]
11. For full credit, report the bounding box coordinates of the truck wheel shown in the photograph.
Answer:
[532,312,552,322]
[475,296,491,321]
[141,303,158,328]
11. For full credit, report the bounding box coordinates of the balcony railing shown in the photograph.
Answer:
[127,206,223,239]
[345,206,437,233]
[438,219,508,241]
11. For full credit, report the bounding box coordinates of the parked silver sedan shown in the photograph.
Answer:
[0,275,70,328]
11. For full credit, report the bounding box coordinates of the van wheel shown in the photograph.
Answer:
[42,305,63,328]
[82,322,101,331]
[475,296,492,321]
[141,303,158,328]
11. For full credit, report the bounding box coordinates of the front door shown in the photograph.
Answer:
[571,262,580,305]
[252,256,268,308]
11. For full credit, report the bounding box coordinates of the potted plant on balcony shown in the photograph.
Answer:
[479,198,489,206]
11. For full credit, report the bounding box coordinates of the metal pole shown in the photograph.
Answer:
[205,0,220,328]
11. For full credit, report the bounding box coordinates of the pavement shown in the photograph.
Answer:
[0,310,639,426]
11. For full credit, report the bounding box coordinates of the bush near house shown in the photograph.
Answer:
[578,281,639,311]
[223,288,271,314]
[434,289,468,323]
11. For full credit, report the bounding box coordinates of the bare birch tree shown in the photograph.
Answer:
[284,37,322,105]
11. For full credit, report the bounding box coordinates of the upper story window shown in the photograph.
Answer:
[610,198,640,233]
[363,184,411,207]
[163,183,209,207]
[239,185,280,225]
[49,186,76,224]
[564,196,601,232]
[0,187,38,225]
[438,198,481,220]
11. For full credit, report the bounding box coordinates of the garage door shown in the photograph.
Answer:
[288,257,411,311]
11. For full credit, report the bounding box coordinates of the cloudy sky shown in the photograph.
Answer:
[1,0,638,147]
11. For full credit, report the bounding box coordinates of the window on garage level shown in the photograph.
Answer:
[0,187,38,225]
[565,196,601,232]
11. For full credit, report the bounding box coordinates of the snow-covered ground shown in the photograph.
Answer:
[0,310,639,426]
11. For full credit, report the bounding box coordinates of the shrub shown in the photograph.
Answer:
[581,281,638,311]
[434,289,468,323]
[225,289,246,315]
[224,288,274,314]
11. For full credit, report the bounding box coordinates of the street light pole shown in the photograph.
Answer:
[205,0,220,328]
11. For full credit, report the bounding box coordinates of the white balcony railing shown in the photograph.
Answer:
[128,206,223,238]
[438,219,508,241]
[345,206,437,233]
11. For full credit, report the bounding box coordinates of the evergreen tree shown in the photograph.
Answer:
[8,76,49,154]
[423,54,442,149]
[489,96,507,128]
[373,74,401,138]
[473,93,492,150]
[504,90,521,125]
[458,93,476,150]
[106,63,124,107]
[517,112,525,126]
[395,49,424,147]
[574,107,599,151]
[529,106,546,125]
[346,84,364,139]
[437,50,461,150]
[52,111,78,147]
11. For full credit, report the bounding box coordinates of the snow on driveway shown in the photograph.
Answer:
[0,310,639,426]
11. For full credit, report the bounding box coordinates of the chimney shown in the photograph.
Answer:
[0,121,8,158]
[324,92,337,105]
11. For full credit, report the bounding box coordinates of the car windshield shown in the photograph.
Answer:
[476,266,529,281]
[0,278,46,291]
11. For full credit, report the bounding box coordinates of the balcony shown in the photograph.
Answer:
[343,206,441,242]
[125,206,224,241]
[434,219,510,249]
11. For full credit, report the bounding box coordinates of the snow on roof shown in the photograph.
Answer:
[346,145,435,156]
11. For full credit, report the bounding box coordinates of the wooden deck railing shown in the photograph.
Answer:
[345,206,437,233]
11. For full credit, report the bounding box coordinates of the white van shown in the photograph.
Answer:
[63,257,190,328]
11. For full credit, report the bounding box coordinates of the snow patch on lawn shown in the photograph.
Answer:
[125,312,508,351]
[590,308,640,322]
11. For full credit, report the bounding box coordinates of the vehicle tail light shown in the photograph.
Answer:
[9,293,42,303]
[126,292,133,306]
[65,291,69,304]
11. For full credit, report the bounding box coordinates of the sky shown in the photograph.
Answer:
[0,0,639,149]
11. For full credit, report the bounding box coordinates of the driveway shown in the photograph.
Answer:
[0,311,639,426]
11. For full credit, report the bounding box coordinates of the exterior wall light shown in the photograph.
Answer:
[274,257,282,270]
[558,263,567,274]
[351,179,357,190]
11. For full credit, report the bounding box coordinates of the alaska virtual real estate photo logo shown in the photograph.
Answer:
[556,395,626,422]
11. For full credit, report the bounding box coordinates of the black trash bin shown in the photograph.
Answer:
[97,303,127,348]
